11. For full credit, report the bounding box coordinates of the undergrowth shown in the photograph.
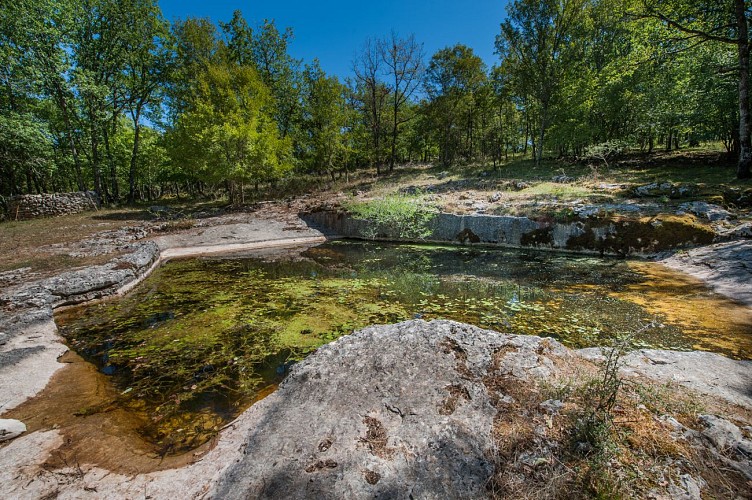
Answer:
[343,192,439,239]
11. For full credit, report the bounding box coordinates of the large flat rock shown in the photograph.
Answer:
[211,320,567,499]
[3,320,752,498]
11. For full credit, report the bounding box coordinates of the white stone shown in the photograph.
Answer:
[0,419,27,442]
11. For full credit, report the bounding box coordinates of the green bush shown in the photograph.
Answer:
[344,193,439,240]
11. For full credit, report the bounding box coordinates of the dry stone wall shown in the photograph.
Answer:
[5,192,99,220]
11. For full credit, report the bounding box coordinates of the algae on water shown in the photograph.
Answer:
[55,240,752,453]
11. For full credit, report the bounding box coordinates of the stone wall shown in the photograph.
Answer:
[5,192,99,220]
[304,210,716,257]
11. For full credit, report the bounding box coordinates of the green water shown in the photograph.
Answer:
[56,240,752,453]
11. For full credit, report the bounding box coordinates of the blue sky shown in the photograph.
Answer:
[158,0,509,78]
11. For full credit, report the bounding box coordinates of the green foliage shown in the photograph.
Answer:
[344,193,439,239]
[169,62,292,202]
[584,141,628,167]
[423,44,488,166]
[300,61,351,177]
[571,345,623,457]
[0,112,55,194]
[567,341,627,497]
[0,0,748,199]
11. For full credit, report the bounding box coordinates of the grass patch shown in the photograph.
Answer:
[517,182,594,199]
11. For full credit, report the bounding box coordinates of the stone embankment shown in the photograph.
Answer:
[305,209,718,257]
[4,192,99,220]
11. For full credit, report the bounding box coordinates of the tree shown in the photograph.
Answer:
[4,0,88,192]
[71,0,135,201]
[638,0,752,178]
[353,38,389,174]
[250,19,302,140]
[496,0,589,164]
[380,32,424,171]
[170,63,292,204]
[168,17,219,120]
[121,0,171,202]
[0,112,54,195]
[300,61,350,180]
[424,44,487,165]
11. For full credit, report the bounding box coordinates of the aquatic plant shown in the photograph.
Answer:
[56,241,751,453]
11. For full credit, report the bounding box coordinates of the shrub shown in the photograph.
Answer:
[584,141,628,167]
[344,193,439,240]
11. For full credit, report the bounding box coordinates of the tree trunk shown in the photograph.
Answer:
[536,105,547,165]
[736,0,752,179]
[128,106,142,203]
[103,124,119,201]
[55,84,86,191]
[390,101,398,172]
[90,118,104,200]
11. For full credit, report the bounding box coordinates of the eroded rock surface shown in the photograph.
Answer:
[579,348,752,409]
[660,240,752,307]
[211,320,525,499]
[0,419,26,442]
[2,320,752,498]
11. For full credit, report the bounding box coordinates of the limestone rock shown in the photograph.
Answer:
[667,474,704,500]
[661,240,752,307]
[699,415,745,451]
[0,419,26,442]
[677,201,732,222]
[634,182,697,199]
[210,320,568,499]
[723,222,752,239]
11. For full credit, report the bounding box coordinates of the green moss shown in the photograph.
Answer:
[520,227,554,247]
[565,214,715,255]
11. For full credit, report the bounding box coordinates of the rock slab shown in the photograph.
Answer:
[211,320,565,499]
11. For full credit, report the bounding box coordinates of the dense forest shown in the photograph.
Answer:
[1,0,750,203]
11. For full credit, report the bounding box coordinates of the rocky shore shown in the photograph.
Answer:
[0,207,751,498]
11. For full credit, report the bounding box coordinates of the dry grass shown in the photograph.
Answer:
[0,208,151,276]
[483,348,752,499]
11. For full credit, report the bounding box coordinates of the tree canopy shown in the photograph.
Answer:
[1,0,749,201]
